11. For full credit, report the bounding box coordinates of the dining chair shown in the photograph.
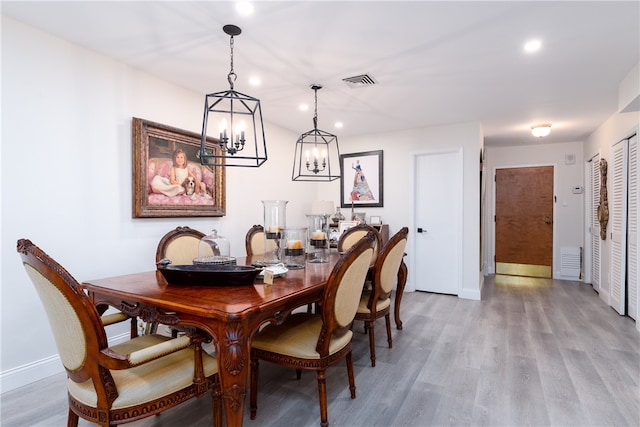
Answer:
[249,231,377,427]
[156,225,206,265]
[337,223,383,265]
[354,227,409,367]
[16,239,222,427]
[244,224,278,257]
[153,225,208,335]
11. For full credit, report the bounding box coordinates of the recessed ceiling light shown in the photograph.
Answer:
[524,39,542,53]
[248,76,261,86]
[334,122,343,129]
[236,1,254,16]
[299,104,309,111]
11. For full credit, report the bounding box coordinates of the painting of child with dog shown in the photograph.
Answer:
[133,117,225,218]
[148,145,214,206]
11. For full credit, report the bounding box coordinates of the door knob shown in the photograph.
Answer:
[545,216,551,224]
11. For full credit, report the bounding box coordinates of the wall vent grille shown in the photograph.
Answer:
[560,246,581,279]
[342,73,376,88]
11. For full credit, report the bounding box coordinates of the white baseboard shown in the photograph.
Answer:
[1,354,63,393]
[459,289,481,300]
[1,332,130,394]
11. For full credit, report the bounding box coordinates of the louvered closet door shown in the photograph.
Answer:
[627,134,638,321]
[610,140,628,315]
[589,154,601,291]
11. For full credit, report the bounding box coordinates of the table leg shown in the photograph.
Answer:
[394,259,407,330]
[213,320,252,427]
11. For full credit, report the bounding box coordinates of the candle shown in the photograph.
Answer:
[312,231,326,240]
[235,121,246,142]
[287,240,302,249]
[219,118,227,141]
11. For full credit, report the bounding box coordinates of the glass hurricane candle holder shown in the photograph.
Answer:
[282,227,307,269]
[262,200,288,264]
[306,214,330,263]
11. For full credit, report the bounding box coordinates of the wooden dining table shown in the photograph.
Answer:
[82,254,340,427]
[82,252,407,426]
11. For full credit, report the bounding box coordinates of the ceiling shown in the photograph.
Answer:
[2,1,638,147]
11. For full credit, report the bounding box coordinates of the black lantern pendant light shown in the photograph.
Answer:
[292,84,341,181]
[199,25,267,167]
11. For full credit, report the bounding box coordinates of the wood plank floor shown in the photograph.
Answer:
[2,275,639,426]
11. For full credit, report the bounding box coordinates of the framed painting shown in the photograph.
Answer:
[340,150,383,208]
[132,117,225,218]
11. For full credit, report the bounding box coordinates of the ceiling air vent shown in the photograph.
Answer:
[342,73,376,88]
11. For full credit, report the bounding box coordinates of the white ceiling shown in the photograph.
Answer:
[2,1,638,146]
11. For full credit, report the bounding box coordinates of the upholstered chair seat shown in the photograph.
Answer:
[68,334,218,410]
[357,290,391,314]
[251,314,353,359]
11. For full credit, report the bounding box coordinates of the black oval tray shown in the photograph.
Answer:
[158,264,261,287]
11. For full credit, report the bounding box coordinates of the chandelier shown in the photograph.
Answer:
[292,84,341,181]
[199,25,267,167]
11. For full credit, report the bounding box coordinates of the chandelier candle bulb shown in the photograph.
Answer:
[219,118,227,141]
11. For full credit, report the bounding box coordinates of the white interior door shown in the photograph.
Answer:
[627,134,637,321]
[589,154,601,291]
[414,150,462,295]
[610,139,628,315]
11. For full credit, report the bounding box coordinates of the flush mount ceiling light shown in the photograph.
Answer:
[531,124,552,138]
[292,84,341,182]
[198,24,267,167]
[524,39,542,53]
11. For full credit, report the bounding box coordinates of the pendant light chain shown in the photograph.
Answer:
[227,34,237,89]
[313,85,319,130]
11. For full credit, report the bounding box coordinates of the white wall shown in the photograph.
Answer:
[0,17,320,391]
[1,17,482,391]
[484,141,585,279]
[320,121,483,299]
[583,105,639,303]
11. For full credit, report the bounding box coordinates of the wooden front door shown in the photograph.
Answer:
[495,166,554,278]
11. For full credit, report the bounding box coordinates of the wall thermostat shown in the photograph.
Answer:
[572,186,583,194]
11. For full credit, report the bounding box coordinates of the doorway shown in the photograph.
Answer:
[414,149,462,294]
[495,166,554,278]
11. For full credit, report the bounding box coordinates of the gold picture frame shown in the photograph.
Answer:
[132,117,225,218]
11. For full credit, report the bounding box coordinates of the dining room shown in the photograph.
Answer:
[2,1,639,426]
